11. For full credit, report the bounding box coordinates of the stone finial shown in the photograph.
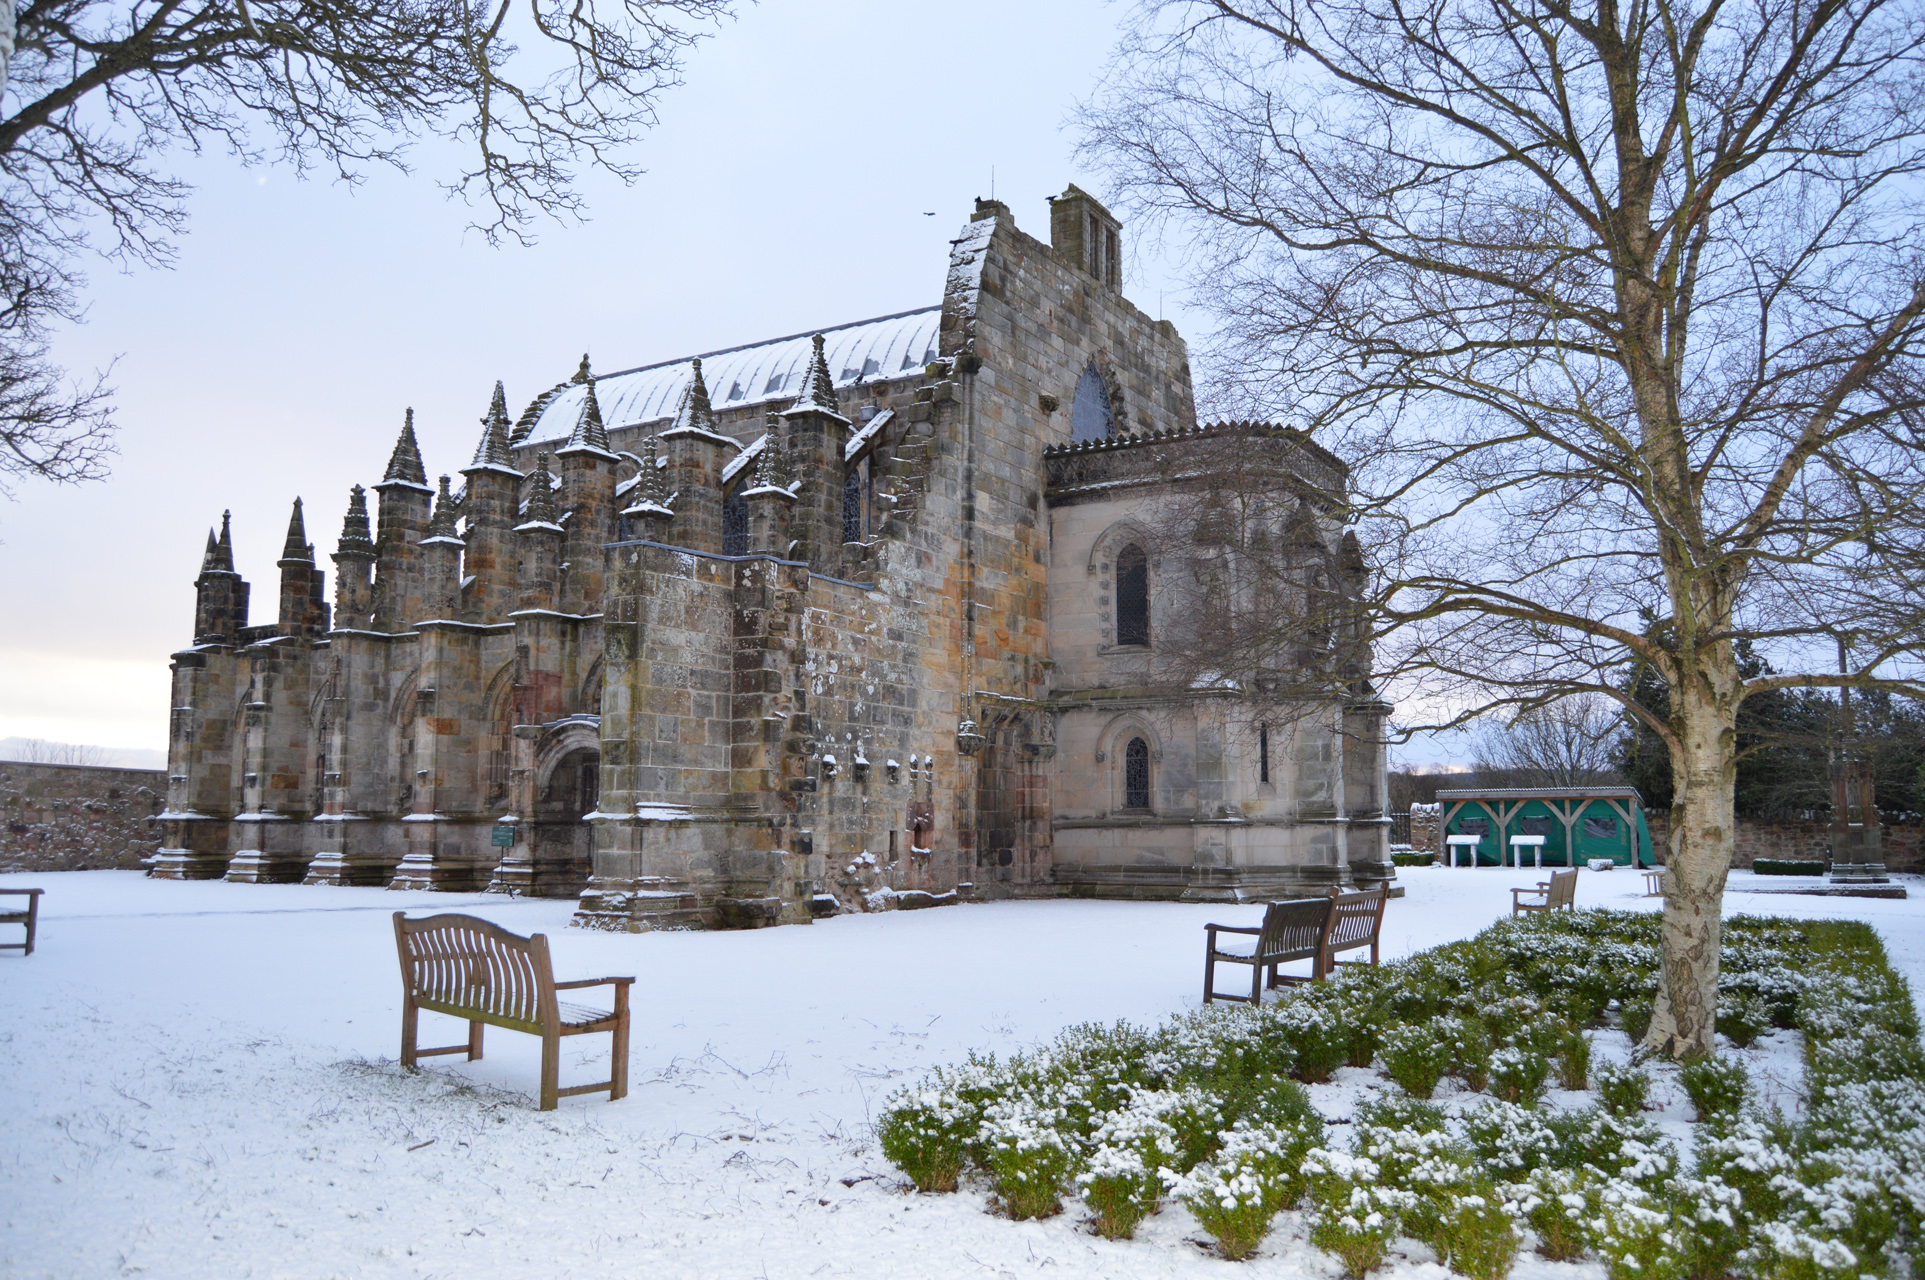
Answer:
[666,358,716,436]
[336,485,375,558]
[468,381,517,471]
[1287,496,1323,550]
[522,453,560,526]
[562,379,612,454]
[750,418,786,491]
[215,510,235,569]
[621,433,673,519]
[199,528,224,573]
[573,353,593,384]
[383,409,429,487]
[781,334,849,425]
[425,476,463,542]
[280,497,314,564]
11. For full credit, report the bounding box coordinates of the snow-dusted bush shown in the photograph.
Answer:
[1173,1117,1323,1258]
[1074,1086,1208,1238]
[1596,1059,1651,1117]
[1557,1024,1593,1090]
[1510,1165,1601,1260]
[979,1092,1079,1219]
[1380,1019,1453,1098]
[1490,1043,1553,1107]
[1679,1054,1748,1125]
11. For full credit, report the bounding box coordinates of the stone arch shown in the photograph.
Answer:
[1096,714,1164,815]
[517,718,599,897]
[1088,519,1159,650]
[578,655,604,716]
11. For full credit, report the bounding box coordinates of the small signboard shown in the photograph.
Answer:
[491,824,516,848]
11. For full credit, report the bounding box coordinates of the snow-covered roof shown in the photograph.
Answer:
[519,307,941,449]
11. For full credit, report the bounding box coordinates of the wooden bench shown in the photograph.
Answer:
[1202,887,1389,1004]
[1513,867,1579,915]
[1204,896,1334,1004]
[1,888,43,956]
[393,912,633,1110]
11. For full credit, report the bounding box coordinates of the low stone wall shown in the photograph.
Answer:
[0,762,167,872]
[1646,810,1922,874]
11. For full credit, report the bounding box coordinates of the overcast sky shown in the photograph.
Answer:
[0,0,1460,770]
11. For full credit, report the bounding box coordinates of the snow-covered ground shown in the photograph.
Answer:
[2,866,1919,1279]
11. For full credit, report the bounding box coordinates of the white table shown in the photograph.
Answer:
[1509,834,1547,869]
[1445,834,1483,868]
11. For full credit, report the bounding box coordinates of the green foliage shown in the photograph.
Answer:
[876,1102,969,1193]
[1433,1179,1522,1280]
[1754,859,1825,876]
[1557,1025,1593,1090]
[1392,850,1437,866]
[1305,1148,1413,1278]
[1716,991,1771,1048]
[1679,1056,1748,1125]
[1514,1166,1601,1260]
[1490,1044,1553,1106]
[1380,1019,1453,1099]
[1596,1060,1651,1117]
[1619,997,1655,1043]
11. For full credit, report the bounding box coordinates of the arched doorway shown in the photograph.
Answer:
[529,743,598,896]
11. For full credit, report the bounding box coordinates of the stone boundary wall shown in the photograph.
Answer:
[0,762,167,872]
[1645,810,1922,873]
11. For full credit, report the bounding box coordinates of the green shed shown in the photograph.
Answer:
[1434,786,1654,868]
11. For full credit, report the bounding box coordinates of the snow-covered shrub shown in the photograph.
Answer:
[1380,1019,1453,1099]
[1074,1084,1226,1238]
[1270,994,1350,1084]
[1172,1120,1321,1259]
[1679,1054,1747,1125]
[1076,1138,1163,1239]
[1490,1043,1553,1106]
[979,1092,1080,1219]
[1304,1147,1416,1278]
[1716,991,1771,1048]
[1463,1099,1559,1179]
[1593,1180,1689,1280]
[1354,1097,1466,1246]
[1557,1024,1593,1090]
[1448,1016,1496,1091]
[1596,1060,1651,1117]
[877,1089,973,1192]
[1511,1166,1601,1260]
[1432,1179,1523,1280]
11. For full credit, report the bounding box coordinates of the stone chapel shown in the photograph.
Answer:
[155,187,1395,929]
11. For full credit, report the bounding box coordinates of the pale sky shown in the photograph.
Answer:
[0,0,1454,770]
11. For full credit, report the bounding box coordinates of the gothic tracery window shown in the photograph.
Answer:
[1124,737,1151,810]
[1116,543,1150,646]
[843,464,863,543]
[722,487,748,556]
[1071,363,1112,443]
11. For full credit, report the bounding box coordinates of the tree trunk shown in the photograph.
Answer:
[1644,656,1740,1058]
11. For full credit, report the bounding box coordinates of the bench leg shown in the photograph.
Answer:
[1251,959,1263,1006]
[1203,953,1217,1005]
[610,987,630,1102]
[540,1030,560,1111]
[400,996,419,1069]
[467,1020,484,1062]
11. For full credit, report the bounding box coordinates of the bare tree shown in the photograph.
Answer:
[1471,696,1621,790]
[5,736,115,765]
[0,0,730,492]
[1083,0,1925,1055]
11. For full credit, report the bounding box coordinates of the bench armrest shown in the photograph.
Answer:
[0,888,44,897]
[1205,924,1263,936]
[554,976,635,990]
[1511,886,1549,899]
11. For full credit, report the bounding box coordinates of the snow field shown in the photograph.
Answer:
[1,866,1919,1279]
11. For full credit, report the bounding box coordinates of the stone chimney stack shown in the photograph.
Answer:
[1048,184,1122,290]
[372,409,433,630]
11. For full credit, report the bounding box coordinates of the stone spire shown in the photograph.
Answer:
[519,453,561,527]
[562,378,613,455]
[622,433,673,517]
[745,420,787,493]
[280,497,314,564]
[383,409,429,488]
[667,358,716,436]
[337,485,375,558]
[425,476,463,543]
[469,382,517,472]
[573,353,593,384]
[782,334,847,424]
[215,510,236,570]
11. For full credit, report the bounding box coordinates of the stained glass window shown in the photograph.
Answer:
[843,465,863,542]
[1116,544,1149,645]
[1125,737,1151,809]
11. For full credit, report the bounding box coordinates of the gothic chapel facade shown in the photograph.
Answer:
[157,188,1395,929]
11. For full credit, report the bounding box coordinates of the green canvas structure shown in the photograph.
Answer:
[1435,786,1654,868]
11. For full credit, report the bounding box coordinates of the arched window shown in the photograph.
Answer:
[842,465,863,542]
[1071,363,1112,442]
[1116,544,1149,646]
[1124,737,1151,810]
[722,488,748,556]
